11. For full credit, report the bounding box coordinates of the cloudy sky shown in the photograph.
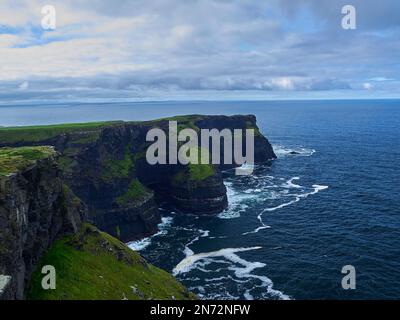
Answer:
[0,0,399,103]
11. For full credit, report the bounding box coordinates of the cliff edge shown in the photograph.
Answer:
[0,146,86,299]
[0,146,195,300]
[0,115,276,242]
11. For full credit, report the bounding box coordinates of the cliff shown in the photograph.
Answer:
[0,115,275,242]
[0,147,87,299]
[0,147,195,300]
[27,223,196,300]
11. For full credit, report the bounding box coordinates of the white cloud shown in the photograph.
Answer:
[363,83,373,90]
[368,77,395,82]
[0,0,399,100]
[19,81,29,90]
[270,78,295,90]
[0,34,20,48]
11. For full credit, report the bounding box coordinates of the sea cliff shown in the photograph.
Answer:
[0,147,86,299]
[0,114,275,300]
[0,147,194,300]
[0,115,275,242]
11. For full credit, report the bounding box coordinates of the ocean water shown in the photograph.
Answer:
[1,99,399,299]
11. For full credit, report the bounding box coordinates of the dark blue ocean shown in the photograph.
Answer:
[1,100,399,299]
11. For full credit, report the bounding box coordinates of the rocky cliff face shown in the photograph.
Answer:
[0,115,276,242]
[0,147,195,300]
[194,114,276,167]
[0,150,87,299]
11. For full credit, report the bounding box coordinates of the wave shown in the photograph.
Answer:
[266,184,328,211]
[218,182,254,219]
[273,145,316,158]
[173,246,290,300]
[173,246,262,275]
[183,228,210,256]
[283,177,302,189]
[241,176,329,234]
[127,216,173,251]
[242,212,271,235]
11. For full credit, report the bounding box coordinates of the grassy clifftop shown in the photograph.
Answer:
[27,224,196,300]
[0,121,122,144]
[0,146,55,176]
[0,117,203,145]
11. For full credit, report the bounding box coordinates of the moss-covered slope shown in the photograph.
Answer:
[0,146,55,176]
[27,224,196,300]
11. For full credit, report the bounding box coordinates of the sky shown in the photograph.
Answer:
[0,0,399,103]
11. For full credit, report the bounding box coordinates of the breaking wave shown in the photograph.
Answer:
[218,182,257,219]
[127,216,173,251]
[173,246,290,300]
[273,145,316,158]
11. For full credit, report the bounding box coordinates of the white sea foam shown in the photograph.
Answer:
[206,292,240,300]
[235,163,255,175]
[264,184,329,212]
[173,247,263,275]
[244,290,254,300]
[181,228,211,257]
[241,175,329,235]
[273,145,316,158]
[127,216,173,251]
[173,246,290,300]
[127,237,152,251]
[284,177,302,189]
[218,182,254,219]
[204,276,230,282]
[242,212,271,235]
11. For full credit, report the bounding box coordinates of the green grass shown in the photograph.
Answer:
[172,146,215,184]
[57,156,75,172]
[27,224,196,300]
[0,121,121,144]
[100,145,133,182]
[137,114,205,126]
[0,117,204,145]
[188,163,215,181]
[245,120,262,137]
[0,116,262,145]
[172,164,215,184]
[70,132,101,144]
[116,179,148,206]
[0,146,55,176]
[136,115,204,136]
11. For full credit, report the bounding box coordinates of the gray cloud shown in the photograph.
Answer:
[0,0,399,101]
